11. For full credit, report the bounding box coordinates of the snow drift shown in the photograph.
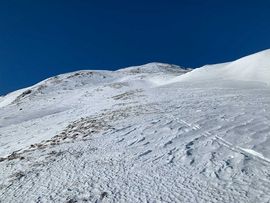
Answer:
[170,49,270,85]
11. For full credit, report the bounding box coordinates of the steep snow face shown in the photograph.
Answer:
[1,57,270,203]
[225,49,270,83]
[170,49,270,85]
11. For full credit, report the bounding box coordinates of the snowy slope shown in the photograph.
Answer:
[0,54,270,203]
[170,49,270,85]
[0,63,185,157]
[0,88,30,108]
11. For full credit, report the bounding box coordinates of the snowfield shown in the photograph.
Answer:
[0,50,270,202]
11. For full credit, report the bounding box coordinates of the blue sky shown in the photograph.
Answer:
[1,0,270,95]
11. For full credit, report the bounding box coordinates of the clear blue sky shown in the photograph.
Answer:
[1,0,270,95]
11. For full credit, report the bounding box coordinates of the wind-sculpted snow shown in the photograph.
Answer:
[0,57,270,202]
[170,49,270,85]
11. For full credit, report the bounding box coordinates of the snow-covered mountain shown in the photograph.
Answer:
[1,51,270,202]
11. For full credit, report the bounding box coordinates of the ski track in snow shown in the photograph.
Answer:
[167,115,270,165]
[0,58,270,202]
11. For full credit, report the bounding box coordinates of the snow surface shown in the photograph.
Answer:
[169,49,270,85]
[0,52,270,202]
